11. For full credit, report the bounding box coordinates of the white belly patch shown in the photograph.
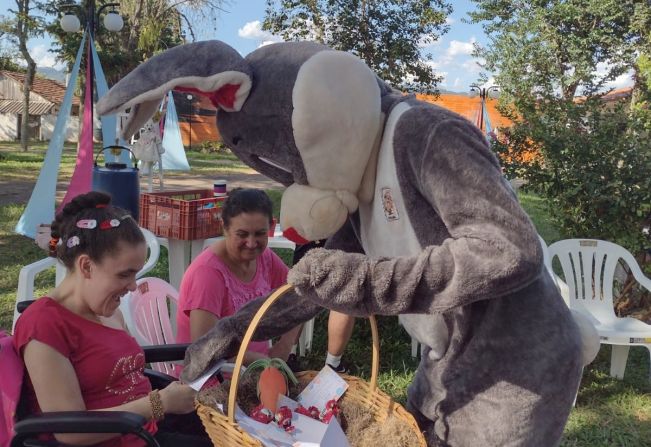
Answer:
[359,102,448,360]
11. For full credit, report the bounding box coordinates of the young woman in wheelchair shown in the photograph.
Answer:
[13,191,211,447]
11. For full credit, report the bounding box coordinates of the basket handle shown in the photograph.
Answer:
[227,284,380,424]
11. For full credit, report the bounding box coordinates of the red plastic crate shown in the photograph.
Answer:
[139,189,225,240]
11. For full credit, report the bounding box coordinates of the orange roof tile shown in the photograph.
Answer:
[416,93,513,132]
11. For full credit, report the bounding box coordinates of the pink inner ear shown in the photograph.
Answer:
[176,84,240,110]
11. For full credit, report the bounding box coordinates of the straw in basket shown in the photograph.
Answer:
[195,284,427,446]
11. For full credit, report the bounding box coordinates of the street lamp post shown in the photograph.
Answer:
[186,94,193,150]
[469,84,500,133]
[60,2,124,145]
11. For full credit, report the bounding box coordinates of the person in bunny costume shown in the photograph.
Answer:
[98,40,598,447]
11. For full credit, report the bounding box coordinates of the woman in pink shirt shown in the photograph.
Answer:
[176,189,301,365]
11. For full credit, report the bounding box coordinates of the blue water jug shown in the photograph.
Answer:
[92,146,140,220]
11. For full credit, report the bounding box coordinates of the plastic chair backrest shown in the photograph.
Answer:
[0,331,23,447]
[547,239,641,325]
[138,228,161,278]
[127,278,179,377]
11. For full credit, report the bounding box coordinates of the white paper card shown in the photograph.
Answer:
[296,366,348,410]
[187,360,226,391]
[235,405,295,447]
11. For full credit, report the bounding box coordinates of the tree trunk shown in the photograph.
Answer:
[20,61,36,151]
[16,0,36,152]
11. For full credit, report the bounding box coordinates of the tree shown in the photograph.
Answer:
[40,0,225,85]
[263,0,452,93]
[470,0,651,314]
[5,1,44,151]
[0,17,25,72]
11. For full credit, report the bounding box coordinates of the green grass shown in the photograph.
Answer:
[1,143,649,445]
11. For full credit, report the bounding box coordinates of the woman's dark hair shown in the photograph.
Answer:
[221,188,273,229]
[49,191,145,270]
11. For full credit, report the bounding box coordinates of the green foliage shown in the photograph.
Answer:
[469,0,646,102]
[263,0,452,93]
[472,1,651,265]
[189,140,231,154]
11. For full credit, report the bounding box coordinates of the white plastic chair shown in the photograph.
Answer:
[547,239,651,380]
[122,277,179,377]
[13,228,160,332]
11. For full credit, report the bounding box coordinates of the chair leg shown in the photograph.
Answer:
[572,367,584,407]
[411,337,419,358]
[610,345,630,379]
[298,318,314,357]
[304,318,314,353]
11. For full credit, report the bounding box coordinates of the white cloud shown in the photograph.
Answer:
[24,44,65,70]
[437,71,449,88]
[425,59,441,70]
[593,62,634,91]
[446,38,476,57]
[481,77,498,89]
[604,70,634,90]
[460,58,483,74]
[418,34,442,49]
[452,77,463,89]
[446,17,456,25]
[238,20,283,43]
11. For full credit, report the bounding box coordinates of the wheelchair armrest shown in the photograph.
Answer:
[11,411,159,447]
[144,369,176,390]
[16,300,36,314]
[142,343,189,363]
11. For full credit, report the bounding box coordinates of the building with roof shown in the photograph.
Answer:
[172,90,515,148]
[0,70,80,142]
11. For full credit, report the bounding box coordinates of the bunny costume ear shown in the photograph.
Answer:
[97,40,253,139]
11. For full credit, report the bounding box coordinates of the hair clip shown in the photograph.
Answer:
[48,237,60,253]
[76,219,97,229]
[66,236,80,248]
[99,219,121,230]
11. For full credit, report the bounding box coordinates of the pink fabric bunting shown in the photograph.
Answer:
[58,38,95,212]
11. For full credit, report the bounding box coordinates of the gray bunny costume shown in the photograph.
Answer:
[98,40,587,446]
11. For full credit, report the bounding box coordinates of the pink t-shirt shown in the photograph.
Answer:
[13,297,156,447]
[176,247,289,356]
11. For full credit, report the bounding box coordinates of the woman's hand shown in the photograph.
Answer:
[159,381,197,414]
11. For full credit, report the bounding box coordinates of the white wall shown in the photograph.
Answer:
[0,112,18,140]
[41,113,80,142]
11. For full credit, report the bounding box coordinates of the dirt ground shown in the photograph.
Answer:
[0,171,283,207]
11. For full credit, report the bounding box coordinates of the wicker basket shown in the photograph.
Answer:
[196,284,427,446]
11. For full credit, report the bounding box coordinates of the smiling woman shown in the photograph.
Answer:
[12,191,212,447]
[175,188,302,368]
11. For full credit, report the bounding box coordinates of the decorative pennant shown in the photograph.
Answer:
[57,33,95,212]
[15,31,87,238]
[161,91,190,171]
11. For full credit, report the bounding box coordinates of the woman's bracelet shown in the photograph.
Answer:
[148,390,165,421]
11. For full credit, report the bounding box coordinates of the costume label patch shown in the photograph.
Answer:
[381,187,400,221]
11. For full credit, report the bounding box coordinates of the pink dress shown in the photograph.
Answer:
[13,297,156,447]
[176,247,289,355]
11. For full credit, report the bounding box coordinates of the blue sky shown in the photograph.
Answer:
[3,0,632,93]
